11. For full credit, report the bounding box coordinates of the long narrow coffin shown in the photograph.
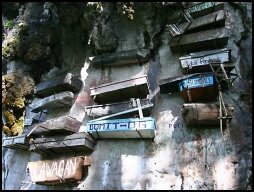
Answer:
[29,116,81,137]
[86,117,156,139]
[29,91,74,113]
[35,73,82,98]
[178,10,225,35]
[90,76,150,104]
[90,49,151,66]
[29,132,95,154]
[85,98,152,119]
[27,156,91,185]
[170,27,228,52]
[182,103,234,126]
[2,134,30,150]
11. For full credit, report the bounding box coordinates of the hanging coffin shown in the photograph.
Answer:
[28,116,82,137]
[170,27,228,52]
[27,156,91,185]
[35,73,82,98]
[90,49,151,66]
[179,73,218,102]
[2,134,31,150]
[29,132,95,154]
[179,48,231,73]
[182,103,234,126]
[85,98,153,119]
[86,117,156,139]
[90,75,150,104]
[176,9,225,35]
[29,91,74,113]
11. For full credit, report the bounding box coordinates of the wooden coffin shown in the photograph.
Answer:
[179,73,218,102]
[86,117,156,139]
[35,73,82,98]
[182,103,234,126]
[2,134,31,150]
[29,91,74,113]
[179,48,231,73]
[168,3,224,24]
[29,132,95,154]
[85,98,153,119]
[90,76,150,104]
[29,116,81,137]
[178,10,225,35]
[170,27,228,52]
[27,156,91,185]
[90,49,150,66]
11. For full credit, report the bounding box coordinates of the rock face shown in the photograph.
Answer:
[2,2,252,190]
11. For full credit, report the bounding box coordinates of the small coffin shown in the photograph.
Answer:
[90,76,150,104]
[85,98,152,119]
[29,132,95,154]
[27,156,91,185]
[2,134,30,150]
[29,91,74,113]
[86,117,156,139]
[35,73,82,98]
[179,73,218,102]
[90,49,150,66]
[170,27,228,52]
[179,48,231,73]
[182,103,234,126]
[29,116,81,137]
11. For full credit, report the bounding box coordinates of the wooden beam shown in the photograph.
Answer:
[2,134,31,150]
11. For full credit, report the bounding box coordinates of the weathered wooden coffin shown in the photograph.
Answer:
[179,73,218,102]
[29,132,95,154]
[86,117,156,139]
[90,49,151,66]
[168,3,224,25]
[178,10,225,35]
[29,91,74,113]
[90,76,150,104]
[2,134,31,150]
[179,48,231,73]
[85,98,153,119]
[182,103,234,126]
[29,116,81,137]
[27,156,91,185]
[170,27,228,52]
[35,73,82,98]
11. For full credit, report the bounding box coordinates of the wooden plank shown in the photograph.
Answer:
[179,10,225,34]
[29,132,95,154]
[86,98,152,119]
[86,117,156,139]
[182,103,234,126]
[29,91,74,113]
[35,73,82,98]
[29,116,81,137]
[90,49,150,66]
[2,134,31,150]
[90,76,149,104]
[27,156,90,185]
[170,27,228,52]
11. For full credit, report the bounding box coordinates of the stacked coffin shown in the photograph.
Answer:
[161,3,235,126]
[169,3,228,53]
[25,73,96,154]
[86,50,156,139]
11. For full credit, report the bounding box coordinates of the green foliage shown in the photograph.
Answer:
[4,20,14,30]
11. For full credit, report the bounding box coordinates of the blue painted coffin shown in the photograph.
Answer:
[178,74,215,91]
[86,117,156,139]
